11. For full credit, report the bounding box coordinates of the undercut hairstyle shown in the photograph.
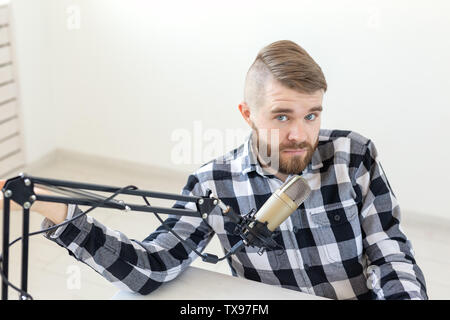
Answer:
[244,40,327,110]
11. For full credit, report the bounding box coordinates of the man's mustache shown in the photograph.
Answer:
[278,142,312,151]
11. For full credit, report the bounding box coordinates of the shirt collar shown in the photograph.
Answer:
[240,131,324,177]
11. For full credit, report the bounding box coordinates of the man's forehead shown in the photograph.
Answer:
[265,90,324,113]
[264,81,323,104]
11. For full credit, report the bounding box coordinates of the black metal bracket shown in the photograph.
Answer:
[196,188,218,222]
[2,175,36,209]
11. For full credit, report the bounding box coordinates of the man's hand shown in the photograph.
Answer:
[0,179,68,224]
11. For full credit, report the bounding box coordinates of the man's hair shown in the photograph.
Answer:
[244,40,327,110]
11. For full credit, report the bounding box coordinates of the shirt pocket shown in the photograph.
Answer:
[306,200,362,263]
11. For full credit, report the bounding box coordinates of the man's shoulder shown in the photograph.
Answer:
[315,129,377,168]
[193,140,247,181]
[319,128,371,147]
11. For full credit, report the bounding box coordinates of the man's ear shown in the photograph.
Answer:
[238,102,253,127]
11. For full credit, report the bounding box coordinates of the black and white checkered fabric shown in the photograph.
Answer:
[42,129,428,300]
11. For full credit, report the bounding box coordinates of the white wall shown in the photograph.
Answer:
[8,0,55,164]
[9,0,450,220]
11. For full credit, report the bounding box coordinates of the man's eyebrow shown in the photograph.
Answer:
[270,107,294,114]
[309,105,323,112]
[270,105,323,113]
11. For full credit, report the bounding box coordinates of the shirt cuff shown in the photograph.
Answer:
[40,203,76,239]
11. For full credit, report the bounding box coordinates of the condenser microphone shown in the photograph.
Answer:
[253,174,311,231]
[221,175,311,255]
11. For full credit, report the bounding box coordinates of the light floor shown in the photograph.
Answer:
[1,149,449,300]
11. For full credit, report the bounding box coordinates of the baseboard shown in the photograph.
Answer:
[30,147,191,180]
[10,149,58,177]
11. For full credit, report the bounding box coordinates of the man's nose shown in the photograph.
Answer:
[287,124,308,143]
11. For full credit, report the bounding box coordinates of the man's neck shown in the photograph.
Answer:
[255,153,289,182]
[250,133,289,182]
[275,172,289,182]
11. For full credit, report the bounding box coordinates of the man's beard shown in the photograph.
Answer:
[251,124,318,175]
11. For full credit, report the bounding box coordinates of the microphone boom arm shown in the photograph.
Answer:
[1,173,221,300]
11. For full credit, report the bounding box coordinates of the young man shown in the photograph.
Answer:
[23,40,429,299]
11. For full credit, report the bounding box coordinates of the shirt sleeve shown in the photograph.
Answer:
[40,203,76,239]
[354,139,428,300]
[40,173,215,295]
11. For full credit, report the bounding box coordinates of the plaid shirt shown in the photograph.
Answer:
[42,128,428,300]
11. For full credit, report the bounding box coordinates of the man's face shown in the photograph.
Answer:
[240,78,323,176]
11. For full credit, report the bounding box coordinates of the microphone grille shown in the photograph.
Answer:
[281,175,311,207]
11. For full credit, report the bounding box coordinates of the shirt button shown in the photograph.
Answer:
[293,226,298,233]
[303,264,310,271]
[334,214,341,222]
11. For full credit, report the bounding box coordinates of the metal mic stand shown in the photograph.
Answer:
[1,172,220,300]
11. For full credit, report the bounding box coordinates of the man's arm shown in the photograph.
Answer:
[40,173,215,295]
[354,140,428,300]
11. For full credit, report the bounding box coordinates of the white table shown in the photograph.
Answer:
[112,266,329,300]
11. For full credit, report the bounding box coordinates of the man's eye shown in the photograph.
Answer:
[305,113,317,121]
[276,115,288,122]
